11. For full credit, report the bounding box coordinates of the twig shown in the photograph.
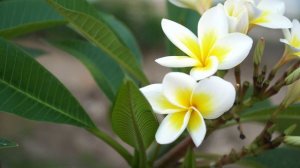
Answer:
[154,137,193,168]
[264,61,300,98]
[234,65,242,104]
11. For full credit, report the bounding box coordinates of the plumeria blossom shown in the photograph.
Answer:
[224,0,292,33]
[280,19,300,57]
[140,72,235,146]
[156,5,253,80]
[245,0,292,29]
[224,0,249,33]
[169,0,212,14]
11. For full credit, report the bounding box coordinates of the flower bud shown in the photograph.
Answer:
[282,79,300,107]
[284,136,300,147]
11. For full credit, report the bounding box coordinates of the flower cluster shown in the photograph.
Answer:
[141,0,297,147]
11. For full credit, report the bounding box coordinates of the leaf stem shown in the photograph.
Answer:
[148,143,161,165]
[87,128,132,164]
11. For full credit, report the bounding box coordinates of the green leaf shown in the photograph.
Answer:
[0,138,18,149]
[240,104,300,135]
[243,147,300,168]
[47,0,149,85]
[0,0,65,38]
[0,38,96,129]
[112,80,158,166]
[99,12,142,64]
[51,39,124,101]
[20,46,46,58]
[181,147,196,168]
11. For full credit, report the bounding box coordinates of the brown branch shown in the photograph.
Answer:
[264,61,300,98]
[154,137,193,168]
[212,135,284,168]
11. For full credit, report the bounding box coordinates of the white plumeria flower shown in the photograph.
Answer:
[245,0,292,29]
[224,0,249,33]
[156,5,253,80]
[169,0,212,14]
[140,72,235,146]
[280,19,300,57]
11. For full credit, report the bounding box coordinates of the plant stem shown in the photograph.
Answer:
[87,128,132,164]
[154,137,193,168]
[234,65,242,104]
[209,135,284,168]
[149,143,161,165]
[264,61,300,98]
[200,106,286,168]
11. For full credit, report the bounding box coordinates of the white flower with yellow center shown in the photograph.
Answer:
[224,0,249,33]
[245,0,292,29]
[140,72,235,146]
[169,0,212,14]
[156,4,253,80]
[280,19,300,57]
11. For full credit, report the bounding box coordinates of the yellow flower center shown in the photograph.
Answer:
[290,36,300,48]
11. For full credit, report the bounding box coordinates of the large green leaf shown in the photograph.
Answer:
[0,138,18,149]
[112,80,158,165]
[240,104,300,135]
[99,12,142,64]
[0,0,65,38]
[242,147,300,168]
[52,39,124,101]
[47,0,148,85]
[20,46,46,58]
[0,38,96,129]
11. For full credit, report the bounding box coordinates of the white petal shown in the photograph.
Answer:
[155,56,199,68]
[190,56,218,80]
[161,19,201,59]
[187,110,206,147]
[246,2,262,20]
[211,33,253,69]
[280,39,300,53]
[198,4,228,43]
[235,11,249,34]
[191,76,236,119]
[280,38,290,45]
[252,13,292,29]
[282,29,292,41]
[140,84,184,114]
[155,111,191,144]
[257,0,285,15]
[169,0,190,8]
[162,72,196,108]
[224,0,249,33]
[291,19,300,39]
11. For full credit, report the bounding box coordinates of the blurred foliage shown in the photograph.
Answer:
[91,0,164,48]
[242,147,300,168]
[0,149,109,168]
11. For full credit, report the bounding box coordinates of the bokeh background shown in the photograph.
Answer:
[0,0,299,167]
